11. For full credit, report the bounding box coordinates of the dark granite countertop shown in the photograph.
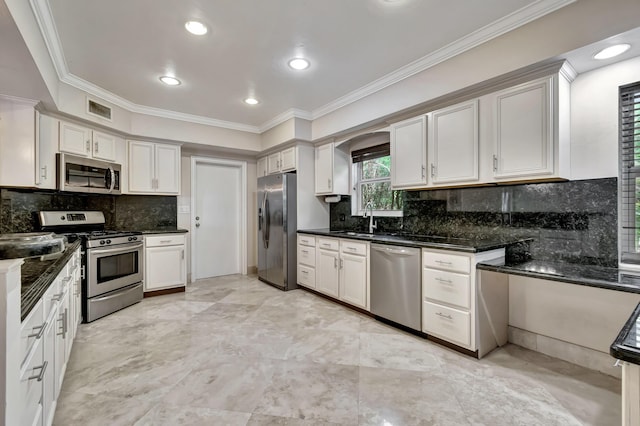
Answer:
[20,239,81,321]
[476,260,640,294]
[611,303,640,364]
[139,228,189,235]
[298,229,529,253]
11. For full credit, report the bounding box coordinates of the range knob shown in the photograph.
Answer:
[100,240,106,245]
[106,239,112,244]
[128,236,138,241]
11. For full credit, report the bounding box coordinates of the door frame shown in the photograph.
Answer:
[190,156,247,281]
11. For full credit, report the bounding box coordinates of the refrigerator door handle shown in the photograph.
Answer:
[264,195,270,249]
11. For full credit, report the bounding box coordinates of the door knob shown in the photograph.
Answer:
[195,223,200,227]
[195,216,200,220]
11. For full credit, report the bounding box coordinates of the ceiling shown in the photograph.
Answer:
[5,0,636,135]
[36,0,577,132]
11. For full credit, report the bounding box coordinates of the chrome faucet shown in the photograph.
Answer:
[363,201,377,234]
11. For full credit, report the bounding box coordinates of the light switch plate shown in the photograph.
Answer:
[179,205,190,214]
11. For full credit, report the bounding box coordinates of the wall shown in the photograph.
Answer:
[570,55,640,180]
[0,188,177,233]
[331,178,617,267]
[311,0,640,141]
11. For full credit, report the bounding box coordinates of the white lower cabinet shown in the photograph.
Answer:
[316,244,340,298]
[144,234,187,292]
[297,235,369,311]
[297,235,317,289]
[422,247,504,354]
[19,246,80,426]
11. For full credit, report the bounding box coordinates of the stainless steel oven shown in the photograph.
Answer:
[86,236,143,322]
[87,241,143,297]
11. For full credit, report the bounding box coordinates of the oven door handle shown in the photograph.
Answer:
[91,284,141,302]
[89,242,143,255]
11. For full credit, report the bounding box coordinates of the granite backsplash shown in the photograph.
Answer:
[0,188,177,233]
[330,178,618,267]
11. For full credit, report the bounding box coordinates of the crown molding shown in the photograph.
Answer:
[258,108,313,133]
[311,0,576,120]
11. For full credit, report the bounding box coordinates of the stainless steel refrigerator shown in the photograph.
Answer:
[257,173,297,290]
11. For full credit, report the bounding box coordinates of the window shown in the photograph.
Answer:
[620,81,640,266]
[351,143,403,216]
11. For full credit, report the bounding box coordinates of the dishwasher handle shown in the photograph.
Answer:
[371,245,416,256]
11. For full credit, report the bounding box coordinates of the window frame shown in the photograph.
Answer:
[350,155,403,218]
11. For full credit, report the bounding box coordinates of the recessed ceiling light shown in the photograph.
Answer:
[593,44,631,60]
[244,98,259,105]
[185,21,208,35]
[288,58,310,70]
[159,76,181,86]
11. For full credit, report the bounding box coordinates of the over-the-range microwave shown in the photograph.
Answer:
[57,153,121,194]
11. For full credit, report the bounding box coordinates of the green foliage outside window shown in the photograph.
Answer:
[359,156,403,211]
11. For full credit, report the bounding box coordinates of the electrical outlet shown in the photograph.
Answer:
[179,205,190,214]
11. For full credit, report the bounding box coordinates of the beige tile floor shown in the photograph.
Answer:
[54,275,621,425]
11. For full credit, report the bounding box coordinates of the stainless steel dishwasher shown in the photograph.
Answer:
[370,244,421,331]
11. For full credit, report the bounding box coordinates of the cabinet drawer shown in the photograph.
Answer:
[422,301,471,348]
[423,250,470,274]
[340,240,367,256]
[317,238,339,251]
[20,337,44,426]
[423,268,471,309]
[297,245,316,267]
[146,234,185,247]
[297,234,316,247]
[20,301,44,367]
[298,264,316,288]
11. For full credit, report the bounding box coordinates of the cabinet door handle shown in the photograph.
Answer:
[51,292,64,301]
[493,155,498,172]
[28,361,48,382]
[430,163,435,178]
[334,258,337,268]
[435,277,453,284]
[94,141,99,153]
[422,165,426,179]
[28,324,46,339]
[340,258,344,269]
[181,250,185,260]
[302,250,309,254]
[435,260,452,266]
[327,178,331,189]
[86,140,90,153]
[41,165,47,179]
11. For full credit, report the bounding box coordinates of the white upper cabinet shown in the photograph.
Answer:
[280,147,296,171]
[391,115,427,188]
[490,73,570,181]
[267,152,281,174]
[257,156,268,178]
[262,146,297,176]
[59,121,116,162]
[128,140,180,195]
[59,121,91,157]
[0,97,57,189]
[428,99,479,185]
[315,142,349,195]
[91,131,116,161]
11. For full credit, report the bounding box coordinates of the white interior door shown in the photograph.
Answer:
[192,158,246,280]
